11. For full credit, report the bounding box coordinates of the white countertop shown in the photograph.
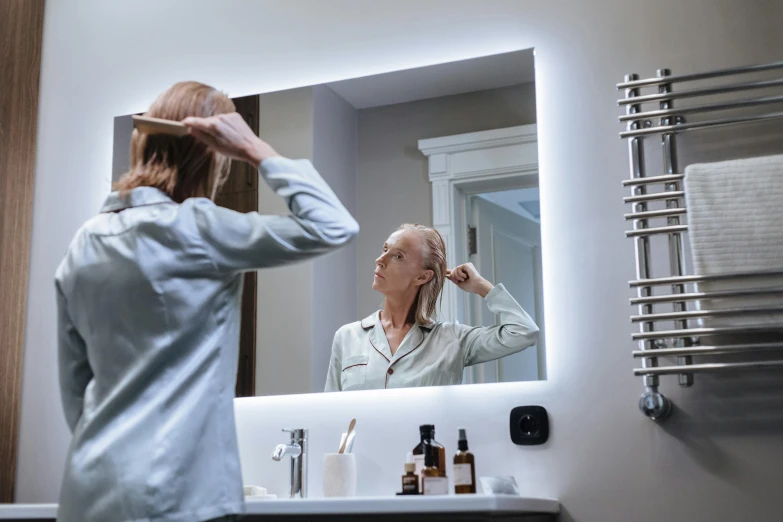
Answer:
[244,495,560,515]
[0,495,559,519]
[0,503,57,519]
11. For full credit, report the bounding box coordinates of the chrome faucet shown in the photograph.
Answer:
[272,428,308,498]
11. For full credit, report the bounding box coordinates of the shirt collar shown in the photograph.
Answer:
[101,187,176,213]
[365,312,434,363]
[360,311,379,329]
[360,310,436,330]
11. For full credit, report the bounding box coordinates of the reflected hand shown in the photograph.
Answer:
[446,263,494,298]
[183,112,279,168]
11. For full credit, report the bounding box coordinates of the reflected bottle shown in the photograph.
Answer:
[412,424,446,480]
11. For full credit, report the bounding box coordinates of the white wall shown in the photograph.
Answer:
[19,1,783,520]
[311,85,358,392]
[356,83,537,316]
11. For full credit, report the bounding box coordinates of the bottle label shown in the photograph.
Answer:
[413,455,425,478]
[422,476,448,495]
[402,476,418,494]
[453,463,473,486]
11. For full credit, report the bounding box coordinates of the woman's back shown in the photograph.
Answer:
[56,156,359,522]
[57,189,247,522]
[56,81,358,521]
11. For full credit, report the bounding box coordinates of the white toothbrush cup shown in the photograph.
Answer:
[322,453,357,497]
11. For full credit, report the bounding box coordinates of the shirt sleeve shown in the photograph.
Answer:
[324,332,342,392]
[193,157,359,274]
[449,284,540,367]
[56,282,93,433]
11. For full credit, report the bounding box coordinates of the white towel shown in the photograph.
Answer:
[685,154,783,328]
[243,485,277,499]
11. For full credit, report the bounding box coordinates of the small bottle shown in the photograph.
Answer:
[453,428,476,494]
[412,425,446,480]
[421,441,448,495]
[401,461,419,495]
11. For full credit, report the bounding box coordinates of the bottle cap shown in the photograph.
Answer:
[404,462,416,473]
[458,428,469,451]
[419,424,434,436]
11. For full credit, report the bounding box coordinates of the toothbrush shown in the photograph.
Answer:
[338,418,356,454]
[339,430,356,453]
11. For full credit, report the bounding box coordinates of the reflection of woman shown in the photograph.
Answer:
[324,224,538,392]
[56,82,358,522]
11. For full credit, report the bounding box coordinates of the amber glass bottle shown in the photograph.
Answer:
[453,428,476,494]
[412,424,446,477]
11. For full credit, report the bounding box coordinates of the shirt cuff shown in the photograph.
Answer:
[483,283,506,301]
[259,156,299,175]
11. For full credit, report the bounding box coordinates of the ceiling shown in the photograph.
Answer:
[325,48,535,109]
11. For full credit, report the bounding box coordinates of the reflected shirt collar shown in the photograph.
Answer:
[360,310,436,330]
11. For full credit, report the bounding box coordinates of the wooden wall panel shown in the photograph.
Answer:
[216,95,260,397]
[0,0,46,503]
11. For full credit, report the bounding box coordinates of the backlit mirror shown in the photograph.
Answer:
[111,48,544,397]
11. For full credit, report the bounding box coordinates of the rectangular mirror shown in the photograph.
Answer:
[112,48,543,397]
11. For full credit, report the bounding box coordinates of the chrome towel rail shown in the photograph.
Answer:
[616,61,783,89]
[618,61,783,420]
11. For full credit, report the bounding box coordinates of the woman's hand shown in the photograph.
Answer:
[183,112,279,168]
[446,263,494,298]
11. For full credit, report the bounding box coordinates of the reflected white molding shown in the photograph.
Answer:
[418,124,538,323]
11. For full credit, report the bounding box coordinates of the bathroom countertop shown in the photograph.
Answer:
[0,495,559,519]
[244,494,560,515]
[0,503,57,519]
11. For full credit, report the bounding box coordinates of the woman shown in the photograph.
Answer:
[324,223,538,392]
[56,81,358,522]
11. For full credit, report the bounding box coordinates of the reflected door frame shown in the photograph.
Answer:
[215,95,260,398]
[417,124,542,381]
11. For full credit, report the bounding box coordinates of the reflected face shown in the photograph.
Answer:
[373,230,427,295]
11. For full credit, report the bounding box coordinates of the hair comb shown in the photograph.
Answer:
[132,115,188,137]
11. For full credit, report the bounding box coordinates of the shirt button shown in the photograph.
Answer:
[387,368,394,375]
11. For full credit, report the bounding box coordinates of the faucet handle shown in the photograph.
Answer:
[281,428,307,440]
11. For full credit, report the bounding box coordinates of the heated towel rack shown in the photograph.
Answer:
[618,61,783,420]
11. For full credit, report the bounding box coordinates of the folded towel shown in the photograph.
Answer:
[243,485,277,499]
[685,154,783,328]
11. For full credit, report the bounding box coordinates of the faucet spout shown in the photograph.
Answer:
[272,443,301,461]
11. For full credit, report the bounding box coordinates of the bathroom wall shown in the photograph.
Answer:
[255,86,359,395]
[355,83,537,316]
[255,87,316,396]
[18,1,783,520]
[111,115,133,182]
[311,85,359,392]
